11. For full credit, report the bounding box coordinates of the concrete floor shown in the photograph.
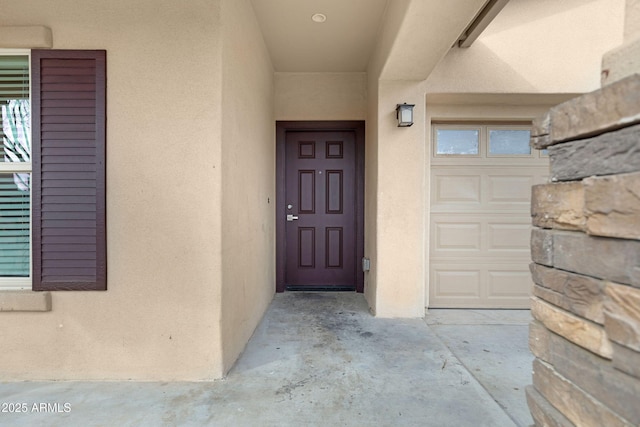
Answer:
[0,293,533,426]
[425,309,534,427]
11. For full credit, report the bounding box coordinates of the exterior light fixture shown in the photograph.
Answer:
[396,103,414,127]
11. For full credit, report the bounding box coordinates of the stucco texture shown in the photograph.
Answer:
[220,0,275,373]
[425,0,625,94]
[275,72,366,121]
[0,0,630,381]
[0,0,277,380]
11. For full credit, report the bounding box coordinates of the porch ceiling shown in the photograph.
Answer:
[250,0,492,78]
[250,0,389,72]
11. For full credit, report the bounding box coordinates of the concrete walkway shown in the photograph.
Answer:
[426,309,534,427]
[0,292,533,426]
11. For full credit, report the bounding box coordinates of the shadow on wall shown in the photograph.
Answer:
[482,0,612,35]
[424,41,538,93]
[425,0,623,94]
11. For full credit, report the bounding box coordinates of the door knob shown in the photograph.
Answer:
[286,214,299,222]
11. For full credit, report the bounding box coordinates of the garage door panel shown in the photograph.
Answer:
[488,175,533,204]
[430,262,532,308]
[432,167,547,211]
[431,214,532,257]
[433,222,481,252]
[429,123,547,308]
[487,269,532,298]
[433,174,481,204]
[487,223,531,252]
[432,267,481,298]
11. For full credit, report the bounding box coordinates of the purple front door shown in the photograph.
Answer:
[284,130,357,290]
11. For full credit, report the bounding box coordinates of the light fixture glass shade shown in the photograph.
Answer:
[396,103,414,127]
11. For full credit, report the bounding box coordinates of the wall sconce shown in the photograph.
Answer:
[396,103,415,127]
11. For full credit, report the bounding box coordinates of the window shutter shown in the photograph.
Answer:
[31,50,106,291]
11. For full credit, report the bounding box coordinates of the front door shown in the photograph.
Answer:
[276,122,364,292]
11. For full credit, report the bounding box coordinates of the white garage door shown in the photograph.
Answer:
[429,124,548,308]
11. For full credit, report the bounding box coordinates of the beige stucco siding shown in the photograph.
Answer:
[425,0,625,94]
[372,80,426,317]
[363,77,379,314]
[275,72,366,121]
[220,0,275,373]
[0,0,225,380]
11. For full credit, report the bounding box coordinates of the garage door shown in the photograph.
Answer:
[429,124,548,308]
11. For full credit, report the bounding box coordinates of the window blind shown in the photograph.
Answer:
[0,173,29,276]
[1,56,30,160]
[0,55,30,277]
[0,55,28,102]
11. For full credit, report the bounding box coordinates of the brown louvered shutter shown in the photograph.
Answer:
[31,50,106,291]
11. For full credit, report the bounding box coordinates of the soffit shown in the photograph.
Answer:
[250,0,389,72]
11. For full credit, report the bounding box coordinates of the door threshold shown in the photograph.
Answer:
[285,285,356,292]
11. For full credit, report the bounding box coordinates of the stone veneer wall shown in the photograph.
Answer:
[526,74,640,427]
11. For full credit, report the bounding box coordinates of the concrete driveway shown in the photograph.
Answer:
[0,292,533,426]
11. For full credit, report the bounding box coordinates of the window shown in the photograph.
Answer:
[435,128,480,155]
[433,124,544,159]
[0,52,31,289]
[0,49,106,291]
[488,129,531,155]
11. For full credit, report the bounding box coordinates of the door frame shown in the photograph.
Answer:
[276,121,365,293]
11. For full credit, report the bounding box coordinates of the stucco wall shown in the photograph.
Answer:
[220,0,275,373]
[0,0,225,380]
[274,72,366,121]
[627,0,640,39]
[373,80,426,317]
[363,77,379,314]
[425,0,625,94]
[364,0,415,317]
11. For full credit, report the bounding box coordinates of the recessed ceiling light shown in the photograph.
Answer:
[311,13,327,23]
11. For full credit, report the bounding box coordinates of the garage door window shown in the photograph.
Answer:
[433,125,546,159]
[488,129,531,155]
[435,128,479,155]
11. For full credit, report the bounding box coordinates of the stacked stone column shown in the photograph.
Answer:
[527,73,640,426]
[526,2,640,425]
